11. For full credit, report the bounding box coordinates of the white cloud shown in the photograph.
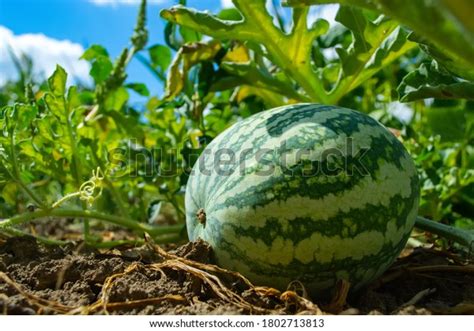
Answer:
[0,26,90,86]
[221,0,234,8]
[89,0,167,6]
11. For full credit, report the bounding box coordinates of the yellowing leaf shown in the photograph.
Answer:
[223,44,250,63]
[165,41,222,99]
[52,149,63,161]
[2,182,18,205]
[161,1,330,102]
[235,85,285,108]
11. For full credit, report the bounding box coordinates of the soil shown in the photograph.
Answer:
[0,234,473,315]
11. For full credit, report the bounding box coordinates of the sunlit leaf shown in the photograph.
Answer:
[48,65,67,97]
[125,83,150,96]
[179,26,201,43]
[235,85,286,108]
[91,58,114,84]
[328,7,416,103]
[81,45,113,84]
[284,0,474,66]
[81,44,110,60]
[148,44,172,72]
[220,62,306,101]
[161,1,330,102]
[104,86,129,111]
[216,8,243,21]
[44,66,68,120]
[165,41,221,99]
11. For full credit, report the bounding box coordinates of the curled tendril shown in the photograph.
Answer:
[79,167,104,206]
[51,167,105,209]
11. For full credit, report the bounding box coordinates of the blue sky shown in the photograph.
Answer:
[0,0,224,103]
[0,0,337,104]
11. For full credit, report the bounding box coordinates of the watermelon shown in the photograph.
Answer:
[185,103,419,295]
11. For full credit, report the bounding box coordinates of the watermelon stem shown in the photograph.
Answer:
[0,209,184,243]
[415,216,474,249]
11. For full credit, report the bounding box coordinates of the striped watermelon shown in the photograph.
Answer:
[185,103,419,295]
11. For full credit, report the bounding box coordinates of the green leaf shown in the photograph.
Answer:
[81,45,113,84]
[335,6,371,59]
[104,86,129,111]
[398,61,474,102]
[14,104,38,130]
[90,57,113,84]
[161,0,414,104]
[164,22,181,51]
[148,44,172,72]
[67,86,82,110]
[219,62,307,101]
[2,182,18,205]
[81,45,109,60]
[135,53,167,82]
[235,85,286,108]
[165,41,221,99]
[373,0,474,67]
[161,1,330,102]
[408,33,474,82]
[179,26,201,43]
[125,83,150,96]
[284,0,474,67]
[425,106,466,142]
[217,8,243,21]
[327,7,416,103]
[18,169,34,184]
[44,66,68,120]
[48,65,67,97]
[105,110,145,140]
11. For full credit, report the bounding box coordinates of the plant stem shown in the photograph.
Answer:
[52,192,81,209]
[0,209,184,238]
[415,216,474,248]
[64,108,82,189]
[63,95,89,239]
[8,134,47,209]
[2,227,71,246]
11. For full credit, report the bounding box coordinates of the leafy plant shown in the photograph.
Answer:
[160,0,416,105]
[283,0,474,67]
[0,0,473,250]
[283,0,474,103]
[398,61,474,102]
[0,0,185,246]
